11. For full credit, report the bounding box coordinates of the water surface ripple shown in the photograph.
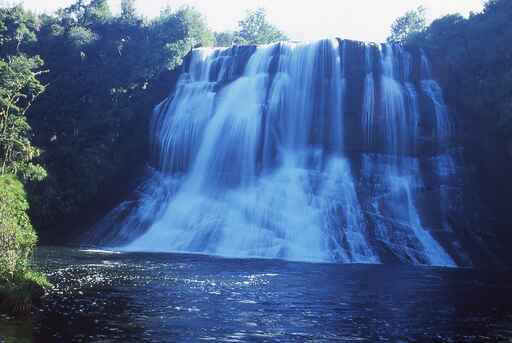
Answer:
[1,247,511,342]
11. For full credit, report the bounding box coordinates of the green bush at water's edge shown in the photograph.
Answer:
[0,174,50,314]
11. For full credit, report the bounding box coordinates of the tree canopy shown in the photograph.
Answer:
[0,6,46,181]
[235,8,287,45]
[215,8,287,46]
[387,6,427,44]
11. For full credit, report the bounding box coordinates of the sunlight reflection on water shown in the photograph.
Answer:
[0,247,511,343]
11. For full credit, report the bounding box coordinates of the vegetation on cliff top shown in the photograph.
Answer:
[214,8,287,46]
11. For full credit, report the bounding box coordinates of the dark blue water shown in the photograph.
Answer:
[1,247,511,342]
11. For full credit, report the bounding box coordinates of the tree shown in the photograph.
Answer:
[120,0,137,21]
[61,0,112,26]
[151,6,214,70]
[0,55,47,181]
[234,8,287,45]
[214,31,235,47]
[0,175,38,283]
[0,5,39,55]
[387,6,427,44]
[0,7,46,181]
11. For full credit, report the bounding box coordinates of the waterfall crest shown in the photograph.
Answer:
[91,39,464,266]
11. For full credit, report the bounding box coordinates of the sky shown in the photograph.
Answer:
[10,0,484,43]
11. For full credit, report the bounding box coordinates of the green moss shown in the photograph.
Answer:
[20,270,51,293]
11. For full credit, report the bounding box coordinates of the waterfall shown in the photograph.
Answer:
[361,45,455,266]
[362,44,375,146]
[421,49,462,242]
[90,39,464,266]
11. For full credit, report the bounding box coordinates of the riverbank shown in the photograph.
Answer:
[0,271,49,316]
[0,175,50,316]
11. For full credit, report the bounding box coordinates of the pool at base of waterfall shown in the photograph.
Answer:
[1,247,511,343]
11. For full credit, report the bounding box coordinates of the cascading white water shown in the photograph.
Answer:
[361,45,455,266]
[91,39,464,266]
[420,49,460,235]
[362,44,375,146]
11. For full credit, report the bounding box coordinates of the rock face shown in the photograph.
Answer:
[423,43,512,267]
[89,39,504,267]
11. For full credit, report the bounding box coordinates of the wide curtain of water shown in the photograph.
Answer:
[89,40,464,267]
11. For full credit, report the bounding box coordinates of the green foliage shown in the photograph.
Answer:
[213,8,286,47]
[60,0,112,26]
[0,5,39,55]
[21,269,51,289]
[0,7,47,182]
[214,31,235,47]
[233,8,287,45]
[120,0,137,23]
[387,6,427,44]
[0,175,45,289]
[150,6,214,70]
[67,26,97,48]
[0,54,47,181]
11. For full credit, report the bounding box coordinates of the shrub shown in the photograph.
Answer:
[0,174,48,314]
